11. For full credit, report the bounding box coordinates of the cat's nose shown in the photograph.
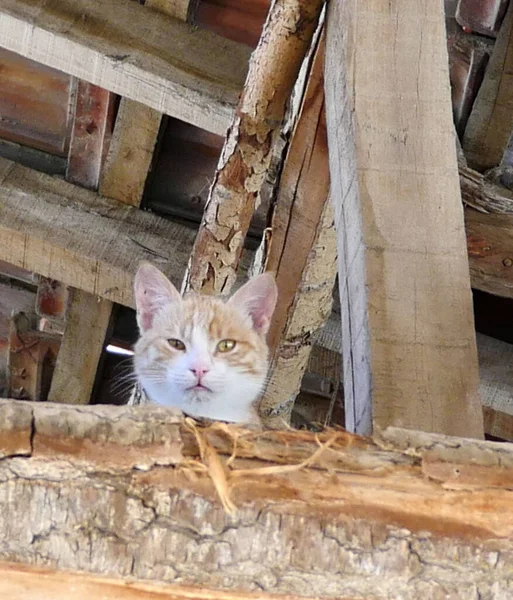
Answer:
[190,366,210,380]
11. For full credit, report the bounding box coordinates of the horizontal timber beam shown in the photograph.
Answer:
[0,158,195,307]
[1,562,322,600]
[0,0,251,135]
[1,399,513,597]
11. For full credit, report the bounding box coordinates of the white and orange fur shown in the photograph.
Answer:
[133,262,278,425]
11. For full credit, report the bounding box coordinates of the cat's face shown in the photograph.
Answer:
[133,263,278,424]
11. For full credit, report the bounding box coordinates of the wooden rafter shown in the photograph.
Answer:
[0,158,195,307]
[324,0,483,437]
[0,0,251,135]
[183,0,325,295]
[1,400,513,597]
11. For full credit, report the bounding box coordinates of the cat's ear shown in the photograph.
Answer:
[228,273,278,336]
[134,262,181,332]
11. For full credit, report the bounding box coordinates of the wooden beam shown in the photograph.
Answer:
[66,81,115,190]
[462,1,513,170]
[259,35,337,427]
[0,562,321,600]
[0,158,195,307]
[47,289,112,405]
[466,206,513,298]
[0,0,251,136]
[1,400,513,597]
[47,81,116,406]
[324,0,483,438]
[98,0,193,207]
[183,0,324,295]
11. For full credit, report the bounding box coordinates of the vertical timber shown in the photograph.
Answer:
[324,0,484,438]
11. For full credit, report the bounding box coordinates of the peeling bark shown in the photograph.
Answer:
[1,400,513,598]
[183,0,325,295]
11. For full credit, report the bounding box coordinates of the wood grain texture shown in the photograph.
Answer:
[66,80,115,191]
[260,35,336,426]
[462,1,513,170]
[1,400,513,598]
[0,158,195,307]
[100,99,162,206]
[184,0,324,295]
[0,562,326,600]
[0,47,73,156]
[324,0,483,438]
[466,206,513,297]
[47,289,111,405]
[0,0,251,135]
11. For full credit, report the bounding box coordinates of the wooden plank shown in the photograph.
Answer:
[0,0,251,136]
[100,98,161,206]
[324,0,483,438]
[7,313,59,401]
[47,81,116,405]
[100,0,193,207]
[466,206,513,298]
[0,563,322,600]
[462,1,513,170]
[47,289,112,405]
[0,158,195,307]
[184,0,324,295]
[66,81,115,190]
[1,401,513,597]
[259,35,337,426]
[0,47,73,156]
[196,0,270,47]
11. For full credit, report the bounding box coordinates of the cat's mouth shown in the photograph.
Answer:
[188,383,212,393]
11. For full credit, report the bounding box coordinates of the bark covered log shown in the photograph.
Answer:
[2,400,513,598]
[184,0,325,295]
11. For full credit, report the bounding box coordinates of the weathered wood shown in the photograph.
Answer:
[0,158,195,307]
[324,0,483,438]
[0,47,73,156]
[7,315,59,402]
[462,1,513,170]
[0,0,251,136]
[0,562,322,600]
[460,161,513,214]
[259,35,336,426]
[47,289,111,405]
[66,80,115,190]
[466,206,513,298]
[146,0,194,21]
[99,99,162,206]
[196,0,269,47]
[0,139,67,176]
[184,0,324,295]
[2,400,513,598]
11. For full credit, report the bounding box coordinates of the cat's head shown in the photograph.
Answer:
[133,262,278,424]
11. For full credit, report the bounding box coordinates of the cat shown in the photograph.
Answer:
[133,262,278,425]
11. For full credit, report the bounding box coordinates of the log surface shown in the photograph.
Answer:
[1,399,513,599]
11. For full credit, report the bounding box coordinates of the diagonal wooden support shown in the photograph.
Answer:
[324,0,483,438]
[258,34,337,426]
[183,0,325,295]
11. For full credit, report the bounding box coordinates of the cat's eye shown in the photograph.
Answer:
[217,339,236,353]
[167,338,186,351]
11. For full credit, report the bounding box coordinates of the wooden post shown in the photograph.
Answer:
[183,0,325,295]
[1,400,512,597]
[324,0,484,438]
[259,35,337,427]
[462,1,513,169]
